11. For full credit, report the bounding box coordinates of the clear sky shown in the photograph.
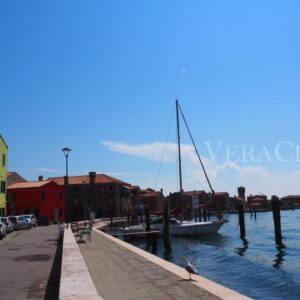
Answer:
[1,0,300,197]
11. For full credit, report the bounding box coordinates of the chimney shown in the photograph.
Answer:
[89,172,96,184]
[38,175,43,181]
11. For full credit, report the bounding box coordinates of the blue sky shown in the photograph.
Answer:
[1,0,300,197]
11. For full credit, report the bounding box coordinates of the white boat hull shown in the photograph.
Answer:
[153,221,224,236]
[122,221,224,237]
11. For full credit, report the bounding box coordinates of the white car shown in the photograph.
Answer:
[8,216,31,230]
[22,215,37,227]
[0,217,13,233]
[0,221,6,239]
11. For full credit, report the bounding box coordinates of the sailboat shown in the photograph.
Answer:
[123,100,225,237]
[166,99,225,235]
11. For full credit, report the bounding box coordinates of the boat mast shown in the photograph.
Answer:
[178,103,214,194]
[176,100,184,207]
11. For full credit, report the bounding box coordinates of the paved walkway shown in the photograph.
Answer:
[79,230,221,300]
[0,225,62,300]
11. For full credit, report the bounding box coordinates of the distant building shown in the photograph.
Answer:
[0,135,8,216]
[7,171,26,187]
[211,192,230,211]
[168,189,237,215]
[48,172,134,221]
[169,190,208,217]
[7,179,64,223]
[281,195,300,209]
[247,194,269,209]
[139,188,164,213]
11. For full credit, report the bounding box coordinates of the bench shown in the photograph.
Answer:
[78,224,92,243]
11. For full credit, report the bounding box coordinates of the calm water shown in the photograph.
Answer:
[130,210,300,300]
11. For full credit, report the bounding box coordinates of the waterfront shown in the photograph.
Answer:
[130,210,300,300]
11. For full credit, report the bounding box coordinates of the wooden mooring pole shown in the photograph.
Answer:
[163,195,171,251]
[151,233,158,253]
[203,207,208,222]
[238,202,246,238]
[144,206,151,244]
[271,195,282,246]
[198,207,202,222]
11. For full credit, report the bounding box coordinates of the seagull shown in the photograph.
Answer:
[181,256,199,280]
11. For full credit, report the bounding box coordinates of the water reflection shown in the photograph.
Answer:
[182,232,228,246]
[236,238,249,257]
[273,244,286,269]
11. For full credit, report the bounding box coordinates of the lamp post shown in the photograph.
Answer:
[62,147,71,228]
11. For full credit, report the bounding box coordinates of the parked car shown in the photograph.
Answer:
[38,216,50,226]
[0,217,14,233]
[8,216,31,230]
[22,215,37,227]
[0,221,7,239]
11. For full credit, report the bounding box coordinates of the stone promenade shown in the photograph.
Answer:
[79,229,225,300]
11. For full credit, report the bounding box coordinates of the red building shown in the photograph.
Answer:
[7,180,64,223]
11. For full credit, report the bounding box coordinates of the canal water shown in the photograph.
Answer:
[130,210,300,300]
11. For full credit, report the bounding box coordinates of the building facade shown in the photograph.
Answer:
[247,194,269,210]
[48,172,134,221]
[0,135,8,216]
[169,190,208,217]
[139,188,164,213]
[7,180,64,223]
[281,195,300,209]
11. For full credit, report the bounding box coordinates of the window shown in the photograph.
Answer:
[0,181,5,193]
[41,191,46,200]
[2,154,5,167]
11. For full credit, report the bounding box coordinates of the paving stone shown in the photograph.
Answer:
[79,231,222,300]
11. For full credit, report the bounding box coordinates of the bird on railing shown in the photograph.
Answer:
[181,256,199,280]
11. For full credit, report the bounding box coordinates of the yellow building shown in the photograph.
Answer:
[0,135,8,216]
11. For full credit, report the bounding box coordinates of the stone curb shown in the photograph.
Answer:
[59,227,103,300]
[94,224,252,300]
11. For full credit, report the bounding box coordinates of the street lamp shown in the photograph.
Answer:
[62,147,71,228]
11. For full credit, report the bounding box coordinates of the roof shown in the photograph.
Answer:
[248,194,267,199]
[48,173,131,186]
[0,135,8,149]
[281,195,300,199]
[7,171,26,180]
[182,191,207,196]
[214,192,229,196]
[7,180,53,189]
[248,197,267,203]
[7,171,27,187]
[140,189,160,197]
